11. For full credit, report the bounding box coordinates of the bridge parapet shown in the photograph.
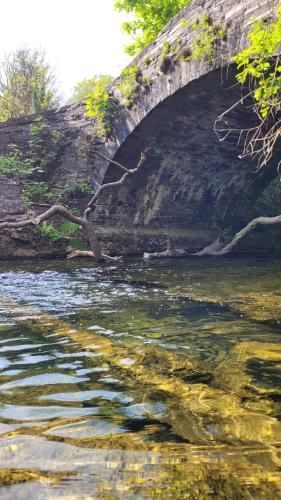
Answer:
[0,0,279,257]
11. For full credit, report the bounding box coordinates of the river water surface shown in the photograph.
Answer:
[0,258,280,498]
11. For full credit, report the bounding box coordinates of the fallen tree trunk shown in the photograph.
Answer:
[143,236,227,259]
[143,216,281,259]
[218,215,281,255]
[195,237,227,256]
[143,248,189,259]
[67,249,122,261]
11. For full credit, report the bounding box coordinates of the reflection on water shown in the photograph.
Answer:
[0,257,280,498]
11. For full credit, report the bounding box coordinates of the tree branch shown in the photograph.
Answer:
[35,205,85,226]
[144,216,281,259]
[91,150,136,174]
[84,151,146,218]
[0,205,85,231]
[219,215,281,255]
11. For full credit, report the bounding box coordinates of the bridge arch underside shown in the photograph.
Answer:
[94,68,278,250]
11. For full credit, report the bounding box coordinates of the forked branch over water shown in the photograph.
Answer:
[0,151,146,261]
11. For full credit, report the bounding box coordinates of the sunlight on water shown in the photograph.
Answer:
[0,258,280,498]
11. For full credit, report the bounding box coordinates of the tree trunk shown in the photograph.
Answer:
[218,215,281,255]
[143,215,281,260]
[195,237,227,256]
[82,222,102,260]
[144,248,189,259]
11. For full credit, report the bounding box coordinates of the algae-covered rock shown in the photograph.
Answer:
[234,342,281,363]
[232,292,281,322]
[0,468,71,487]
[138,347,211,383]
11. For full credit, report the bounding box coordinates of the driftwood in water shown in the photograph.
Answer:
[144,214,281,259]
[144,236,226,259]
[67,249,122,261]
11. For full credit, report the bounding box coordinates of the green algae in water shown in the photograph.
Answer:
[0,257,280,497]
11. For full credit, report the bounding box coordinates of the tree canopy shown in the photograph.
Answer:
[0,48,60,121]
[68,75,113,104]
[114,0,191,55]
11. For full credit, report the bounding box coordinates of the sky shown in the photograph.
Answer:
[0,0,132,101]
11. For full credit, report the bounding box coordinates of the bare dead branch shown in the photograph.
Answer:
[218,215,281,255]
[0,205,85,231]
[214,58,281,172]
[67,249,122,261]
[91,150,136,174]
[216,90,253,123]
[0,219,36,230]
[67,250,95,259]
[84,151,146,218]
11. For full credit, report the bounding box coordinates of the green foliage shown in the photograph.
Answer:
[141,76,152,88]
[21,181,53,203]
[58,220,79,237]
[0,149,23,178]
[216,6,281,170]
[144,56,151,67]
[118,65,141,107]
[68,75,113,104]
[24,121,64,177]
[0,146,38,180]
[0,121,64,181]
[0,120,64,208]
[38,219,79,242]
[179,18,189,30]
[38,222,61,242]
[115,0,191,55]
[159,41,172,72]
[58,180,93,203]
[0,47,60,121]
[85,81,115,137]
[191,14,225,61]
[178,47,192,63]
[233,6,281,119]
[67,237,87,251]
[162,41,171,58]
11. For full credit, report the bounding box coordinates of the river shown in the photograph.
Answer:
[0,257,280,498]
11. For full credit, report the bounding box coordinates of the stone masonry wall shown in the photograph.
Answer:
[0,0,279,257]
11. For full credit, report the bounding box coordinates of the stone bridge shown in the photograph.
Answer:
[0,0,280,257]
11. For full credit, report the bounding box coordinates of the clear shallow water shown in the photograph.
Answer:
[0,257,280,498]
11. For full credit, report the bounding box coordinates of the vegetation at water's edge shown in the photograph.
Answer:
[38,220,79,242]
